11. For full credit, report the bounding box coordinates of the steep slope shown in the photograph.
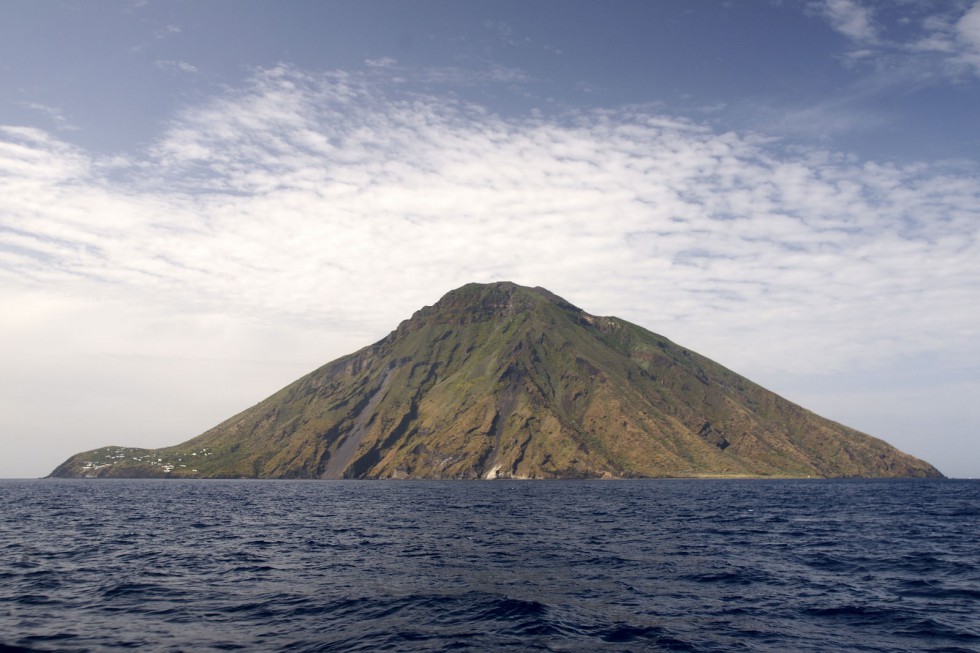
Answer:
[50,282,942,479]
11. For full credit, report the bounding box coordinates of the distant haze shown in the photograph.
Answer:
[1,1,978,478]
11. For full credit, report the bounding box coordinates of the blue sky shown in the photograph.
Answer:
[1,0,978,478]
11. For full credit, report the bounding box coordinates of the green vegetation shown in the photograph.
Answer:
[50,282,943,479]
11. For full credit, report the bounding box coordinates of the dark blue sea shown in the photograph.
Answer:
[1,479,977,652]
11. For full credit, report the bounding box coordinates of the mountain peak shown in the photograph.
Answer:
[439,281,582,311]
[402,281,585,330]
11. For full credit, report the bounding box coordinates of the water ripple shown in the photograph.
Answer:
[0,478,977,652]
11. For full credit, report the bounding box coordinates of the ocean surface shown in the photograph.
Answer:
[0,479,977,652]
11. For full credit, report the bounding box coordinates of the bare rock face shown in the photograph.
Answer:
[51,282,943,479]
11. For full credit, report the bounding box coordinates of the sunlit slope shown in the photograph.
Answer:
[51,282,942,479]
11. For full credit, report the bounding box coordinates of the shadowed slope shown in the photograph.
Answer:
[51,282,942,479]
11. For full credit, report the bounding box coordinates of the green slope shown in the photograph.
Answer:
[50,282,942,479]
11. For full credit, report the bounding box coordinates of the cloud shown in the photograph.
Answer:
[407,63,532,87]
[905,2,980,77]
[0,126,90,180]
[20,102,78,132]
[955,1,980,72]
[747,96,884,140]
[482,20,528,49]
[773,2,980,152]
[365,57,398,68]
[2,66,977,373]
[156,25,181,39]
[815,0,877,43]
[155,59,199,74]
[808,1,980,82]
[1,66,978,475]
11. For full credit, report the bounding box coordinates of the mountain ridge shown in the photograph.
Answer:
[50,282,942,479]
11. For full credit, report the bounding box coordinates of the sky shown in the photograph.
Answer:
[1,0,978,479]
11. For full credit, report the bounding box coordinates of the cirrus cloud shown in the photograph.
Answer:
[2,66,978,373]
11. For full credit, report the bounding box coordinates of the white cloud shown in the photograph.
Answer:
[815,0,877,43]
[412,64,533,87]
[482,20,526,48]
[155,59,199,74]
[20,102,78,131]
[1,66,978,476]
[3,67,978,371]
[365,57,398,68]
[877,1,980,78]
[813,1,980,81]
[156,24,181,39]
[0,126,90,180]
[955,1,980,72]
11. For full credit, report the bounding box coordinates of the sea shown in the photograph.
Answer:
[0,479,977,652]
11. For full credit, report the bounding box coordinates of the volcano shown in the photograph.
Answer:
[51,282,942,479]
